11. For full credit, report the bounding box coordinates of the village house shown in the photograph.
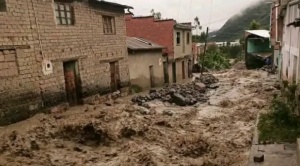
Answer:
[244,30,273,69]
[270,0,300,83]
[125,14,193,84]
[0,0,131,125]
[127,37,166,90]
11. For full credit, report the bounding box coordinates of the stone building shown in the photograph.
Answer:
[125,14,193,84]
[0,0,131,125]
[127,37,165,91]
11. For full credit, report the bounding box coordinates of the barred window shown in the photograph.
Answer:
[0,0,6,12]
[103,16,115,34]
[54,2,74,25]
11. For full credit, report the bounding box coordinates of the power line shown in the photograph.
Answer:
[208,0,214,27]
[201,16,232,27]
[189,0,192,20]
[177,0,182,20]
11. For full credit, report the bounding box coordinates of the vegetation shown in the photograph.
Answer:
[249,19,261,30]
[219,45,243,59]
[210,1,271,42]
[258,83,300,143]
[193,32,208,43]
[130,85,143,94]
[200,45,231,71]
[150,9,161,20]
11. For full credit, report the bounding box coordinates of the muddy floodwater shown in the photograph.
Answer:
[0,64,277,166]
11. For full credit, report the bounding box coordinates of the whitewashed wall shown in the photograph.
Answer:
[282,4,300,83]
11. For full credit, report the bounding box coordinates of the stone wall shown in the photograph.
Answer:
[0,0,130,125]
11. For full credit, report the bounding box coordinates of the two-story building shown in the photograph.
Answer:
[125,14,193,84]
[270,0,300,83]
[0,0,131,125]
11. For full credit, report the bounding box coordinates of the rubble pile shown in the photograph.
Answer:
[132,74,219,106]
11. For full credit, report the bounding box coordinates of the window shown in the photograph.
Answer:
[54,2,74,25]
[0,0,6,12]
[176,32,181,45]
[103,16,115,34]
[187,32,190,44]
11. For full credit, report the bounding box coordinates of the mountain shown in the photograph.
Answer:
[210,0,271,42]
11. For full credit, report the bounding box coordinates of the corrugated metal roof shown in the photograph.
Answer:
[127,37,164,50]
[245,30,270,38]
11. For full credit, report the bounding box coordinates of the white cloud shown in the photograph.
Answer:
[109,0,261,31]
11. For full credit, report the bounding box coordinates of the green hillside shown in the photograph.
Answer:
[210,0,271,42]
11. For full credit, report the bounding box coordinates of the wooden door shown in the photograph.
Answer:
[163,61,169,84]
[110,61,119,92]
[172,62,176,83]
[64,61,78,106]
[182,61,185,79]
[149,65,154,88]
[188,60,192,78]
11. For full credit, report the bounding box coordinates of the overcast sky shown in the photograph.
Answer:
[108,0,262,32]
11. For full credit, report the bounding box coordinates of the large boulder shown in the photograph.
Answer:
[171,93,187,106]
[200,74,219,85]
[195,82,206,92]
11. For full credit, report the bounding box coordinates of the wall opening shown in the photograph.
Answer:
[149,65,154,88]
[63,60,80,106]
[0,0,7,12]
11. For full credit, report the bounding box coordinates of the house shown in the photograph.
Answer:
[0,0,132,125]
[245,30,273,69]
[279,0,300,83]
[125,14,193,84]
[127,37,166,90]
[192,43,201,64]
[270,0,300,83]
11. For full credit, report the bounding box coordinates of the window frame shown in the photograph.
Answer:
[176,32,181,45]
[186,32,190,44]
[54,2,75,26]
[103,15,116,35]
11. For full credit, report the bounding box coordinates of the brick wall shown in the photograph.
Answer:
[0,0,130,125]
[125,14,175,56]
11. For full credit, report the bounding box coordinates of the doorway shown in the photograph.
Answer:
[149,65,154,88]
[188,60,192,78]
[63,60,80,106]
[172,62,176,83]
[110,61,120,92]
[182,60,185,79]
[163,61,169,84]
[293,55,297,83]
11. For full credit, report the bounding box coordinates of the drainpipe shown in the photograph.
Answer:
[31,0,45,60]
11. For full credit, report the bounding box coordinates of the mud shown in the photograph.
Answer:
[0,63,278,166]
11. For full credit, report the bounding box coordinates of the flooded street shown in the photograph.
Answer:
[0,64,278,166]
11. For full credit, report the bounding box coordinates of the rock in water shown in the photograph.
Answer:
[200,74,219,85]
[135,106,150,115]
[171,93,187,106]
[208,83,219,89]
[149,89,157,93]
[253,154,264,163]
[195,82,206,91]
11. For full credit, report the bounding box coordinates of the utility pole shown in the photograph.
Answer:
[201,27,209,74]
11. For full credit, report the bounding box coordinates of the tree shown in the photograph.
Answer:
[150,9,161,20]
[192,31,207,43]
[249,19,261,30]
[194,16,202,35]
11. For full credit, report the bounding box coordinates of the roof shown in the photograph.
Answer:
[127,37,165,51]
[174,23,194,30]
[245,30,270,38]
[93,0,133,9]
